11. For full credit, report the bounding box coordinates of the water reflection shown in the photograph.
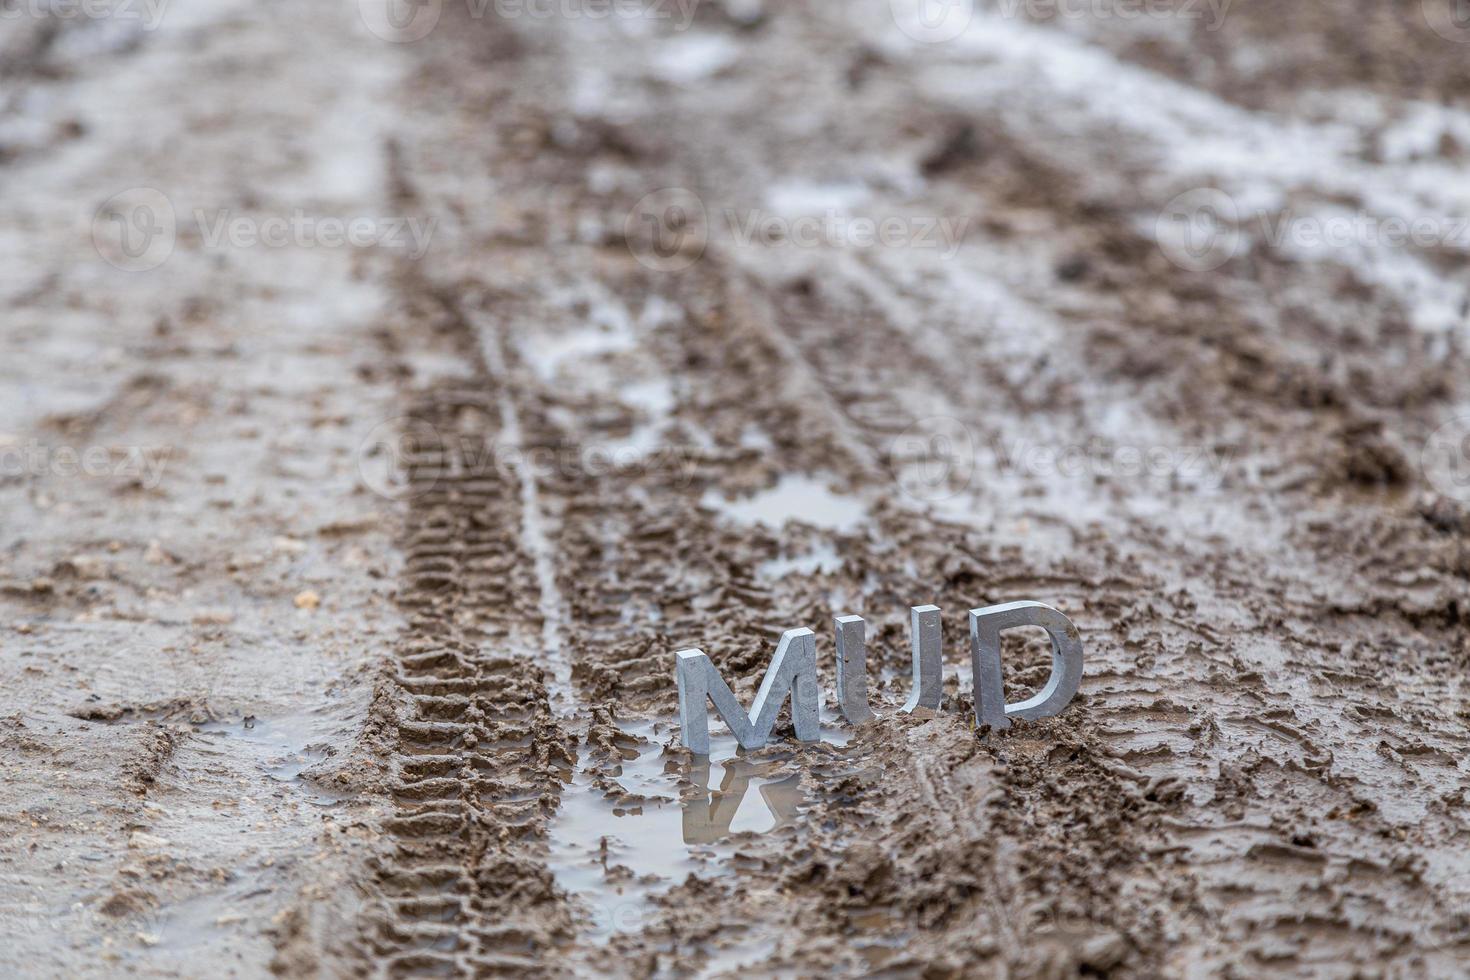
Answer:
[547,725,812,945]
[681,756,804,845]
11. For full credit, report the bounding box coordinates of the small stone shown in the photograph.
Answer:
[128,831,168,849]
[1080,931,1127,971]
[191,610,235,626]
[293,590,321,611]
[67,555,107,580]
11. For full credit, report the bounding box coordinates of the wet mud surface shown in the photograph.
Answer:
[3,0,1470,976]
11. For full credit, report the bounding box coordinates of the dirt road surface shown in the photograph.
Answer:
[3,0,1469,976]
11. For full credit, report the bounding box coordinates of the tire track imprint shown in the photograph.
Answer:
[351,171,579,970]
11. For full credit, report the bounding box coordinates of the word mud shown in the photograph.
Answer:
[675,600,1085,754]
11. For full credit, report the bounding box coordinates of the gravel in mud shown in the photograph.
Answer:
[3,1,1469,977]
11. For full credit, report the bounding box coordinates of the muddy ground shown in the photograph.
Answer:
[3,0,1469,976]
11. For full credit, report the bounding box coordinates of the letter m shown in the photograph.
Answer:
[675,629,820,754]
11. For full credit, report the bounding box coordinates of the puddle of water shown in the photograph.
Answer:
[193,713,343,803]
[694,935,777,979]
[738,424,774,452]
[548,721,821,944]
[142,881,264,953]
[600,377,678,456]
[757,542,843,580]
[523,323,636,383]
[518,291,681,462]
[522,283,641,384]
[620,378,675,419]
[703,475,868,533]
[650,33,739,84]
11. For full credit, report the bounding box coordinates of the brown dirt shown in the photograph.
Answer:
[3,1,1469,977]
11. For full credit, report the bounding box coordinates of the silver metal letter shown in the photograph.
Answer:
[675,628,820,754]
[970,600,1084,731]
[834,615,875,723]
[900,604,943,715]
